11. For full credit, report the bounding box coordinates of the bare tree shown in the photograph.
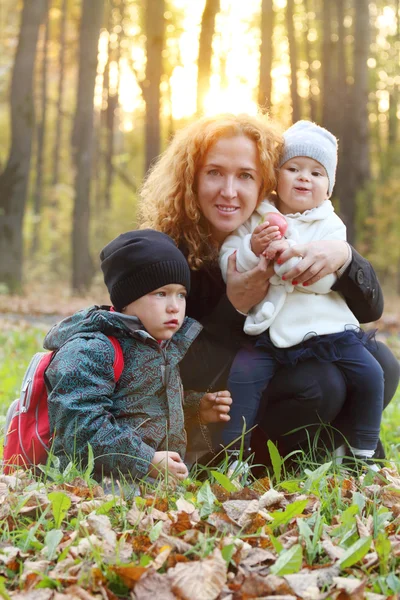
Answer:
[52,0,68,186]
[71,0,104,292]
[197,0,220,115]
[352,0,370,187]
[321,0,335,131]
[303,0,317,121]
[258,0,274,112]
[31,1,50,256]
[286,0,301,122]
[144,0,165,173]
[0,0,47,291]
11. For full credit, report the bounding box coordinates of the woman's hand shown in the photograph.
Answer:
[277,240,349,286]
[148,451,188,480]
[226,251,275,314]
[199,390,232,424]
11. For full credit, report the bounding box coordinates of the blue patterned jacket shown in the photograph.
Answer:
[44,306,203,478]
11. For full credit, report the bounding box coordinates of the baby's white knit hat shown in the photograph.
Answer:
[279,120,338,196]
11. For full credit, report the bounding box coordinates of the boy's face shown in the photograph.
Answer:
[123,284,187,340]
[277,156,329,215]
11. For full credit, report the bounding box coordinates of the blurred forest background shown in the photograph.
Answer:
[0,0,399,298]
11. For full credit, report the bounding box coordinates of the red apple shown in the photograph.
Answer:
[263,212,288,236]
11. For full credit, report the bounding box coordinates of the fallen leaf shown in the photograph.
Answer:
[83,514,116,546]
[284,565,340,598]
[240,572,292,597]
[259,488,286,509]
[332,575,366,598]
[240,547,275,567]
[176,497,196,514]
[321,539,345,561]
[169,548,227,600]
[21,560,51,582]
[133,570,176,600]
[111,564,147,589]
[10,590,54,600]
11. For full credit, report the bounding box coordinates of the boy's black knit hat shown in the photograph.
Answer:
[100,229,191,311]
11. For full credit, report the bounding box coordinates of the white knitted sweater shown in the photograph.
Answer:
[219,199,359,347]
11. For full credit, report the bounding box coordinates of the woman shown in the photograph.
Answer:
[139,113,399,459]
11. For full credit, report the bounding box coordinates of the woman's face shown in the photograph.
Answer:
[196,135,262,243]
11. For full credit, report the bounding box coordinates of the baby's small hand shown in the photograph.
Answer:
[251,222,281,256]
[263,239,290,261]
[199,390,232,424]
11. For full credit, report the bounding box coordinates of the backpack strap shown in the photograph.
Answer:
[107,336,124,382]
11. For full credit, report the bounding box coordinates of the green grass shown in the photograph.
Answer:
[0,324,48,415]
[1,324,400,596]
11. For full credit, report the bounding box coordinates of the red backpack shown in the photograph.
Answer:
[2,336,124,474]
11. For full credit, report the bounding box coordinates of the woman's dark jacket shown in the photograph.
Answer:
[180,247,383,390]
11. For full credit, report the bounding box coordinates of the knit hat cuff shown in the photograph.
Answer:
[111,260,191,311]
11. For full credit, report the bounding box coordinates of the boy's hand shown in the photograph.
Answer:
[148,451,188,480]
[251,222,281,256]
[199,390,232,424]
[263,238,290,261]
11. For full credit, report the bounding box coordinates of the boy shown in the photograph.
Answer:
[45,230,231,480]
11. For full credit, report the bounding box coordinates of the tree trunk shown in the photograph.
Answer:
[71,0,104,293]
[303,0,317,122]
[144,0,164,173]
[104,0,123,209]
[31,2,50,256]
[334,0,348,205]
[52,0,67,186]
[388,0,399,147]
[321,0,335,131]
[352,0,370,187]
[286,0,300,122]
[197,0,220,116]
[0,0,47,291]
[258,0,274,112]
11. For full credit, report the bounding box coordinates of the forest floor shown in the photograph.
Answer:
[1,285,400,599]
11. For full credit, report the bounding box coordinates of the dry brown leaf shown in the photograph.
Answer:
[332,576,366,599]
[21,560,51,582]
[240,572,291,597]
[61,585,99,600]
[133,571,176,600]
[82,514,117,547]
[321,539,345,561]
[223,499,254,525]
[284,566,340,599]
[259,488,286,509]
[380,488,400,508]
[127,504,146,526]
[176,497,197,513]
[10,590,54,600]
[206,511,240,535]
[111,564,147,589]
[151,545,172,570]
[48,558,82,584]
[355,514,374,538]
[240,547,275,567]
[18,491,50,516]
[149,508,169,521]
[169,548,227,600]
[376,468,400,487]
[77,499,108,514]
[0,473,29,491]
[154,533,192,554]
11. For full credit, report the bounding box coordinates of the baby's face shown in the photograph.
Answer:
[276,156,329,215]
[123,284,187,340]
